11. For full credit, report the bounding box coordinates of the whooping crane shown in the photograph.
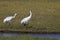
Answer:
[3,13,17,23]
[21,10,32,26]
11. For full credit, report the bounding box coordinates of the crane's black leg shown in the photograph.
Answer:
[6,22,9,29]
[7,23,10,29]
[9,23,11,29]
[24,24,26,26]
[9,23,13,29]
[7,22,12,29]
[23,24,26,30]
[23,24,28,30]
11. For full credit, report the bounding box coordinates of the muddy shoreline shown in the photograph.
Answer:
[0,29,60,34]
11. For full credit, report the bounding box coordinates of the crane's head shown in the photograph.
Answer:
[14,13,17,16]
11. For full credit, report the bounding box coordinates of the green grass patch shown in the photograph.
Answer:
[0,36,58,40]
[0,0,60,31]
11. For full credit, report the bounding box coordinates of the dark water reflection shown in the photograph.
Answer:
[0,32,60,40]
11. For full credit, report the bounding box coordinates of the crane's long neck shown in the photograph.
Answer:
[28,10,32,19]
[29,10,32,18]
[13,13,17,18]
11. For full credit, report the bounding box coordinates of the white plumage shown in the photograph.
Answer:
[3,13,17,23]
[21,10,32,25]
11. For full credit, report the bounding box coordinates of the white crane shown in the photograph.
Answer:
[21,10,32,26]
[3,13,17,23]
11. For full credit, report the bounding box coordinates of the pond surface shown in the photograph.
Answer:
[0,32,60,40]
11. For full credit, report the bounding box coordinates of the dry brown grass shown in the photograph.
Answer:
[0,0,60,31]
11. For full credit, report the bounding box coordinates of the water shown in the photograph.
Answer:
[0,32,60,40]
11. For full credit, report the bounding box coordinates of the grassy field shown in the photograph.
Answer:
[0,0,60,31]
[0,36,58,40]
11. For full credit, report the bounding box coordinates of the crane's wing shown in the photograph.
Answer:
[3,16,13,23]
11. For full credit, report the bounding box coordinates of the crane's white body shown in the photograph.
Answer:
[3,13,17,23]
[21,10,32,24]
